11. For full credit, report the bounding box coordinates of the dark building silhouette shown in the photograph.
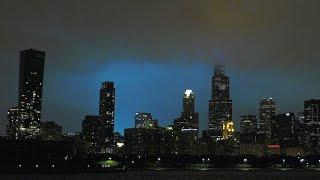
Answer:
[259,98,276,137]
[294,112,306,147]
[99,82,115,153]
[124,128,162,156]
[208,65,232,140]
[113,132,124,154]
[271,113,295,148]
[304,99,320,154]
[82,115,102,154]
[125,110,174,156]
[173,89,199,155]
[7,49,45,140]
[124,125,174,156]
[240,115,258,134]
[135,112,158,129]
[6,107,19,139]
[40,121,62,141]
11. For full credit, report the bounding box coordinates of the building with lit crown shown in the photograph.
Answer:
[173,89,199,155]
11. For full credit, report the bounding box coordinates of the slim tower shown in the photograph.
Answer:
[99,81,115,153]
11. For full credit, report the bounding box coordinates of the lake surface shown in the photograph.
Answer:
[1,170,320,180]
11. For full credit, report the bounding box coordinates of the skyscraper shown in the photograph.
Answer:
[208,65,232,140]
[259,98,276,136]
[82,115,102,153]
[6,107,19,139]
[304,99,320,154]
[240,115,258,134]
[270,113,295,148]
[7,49,45,139]
[135,112,158,129]
[173,89,199,154]
[99,81,115,153]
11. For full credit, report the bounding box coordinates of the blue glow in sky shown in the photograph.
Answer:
[41,60,319,134]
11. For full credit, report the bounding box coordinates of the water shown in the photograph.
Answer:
[0,170,319,180]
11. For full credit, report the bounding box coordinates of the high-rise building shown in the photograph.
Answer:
[7,49,45,140]
[99,81,115,153]
[124,127,165,156]
[6,107,19,139]
[240,115,258,134]
[208,65,232,140]
[82,115,102,153]
[135,112,158,129]
[304,99,320,154]
[294,112,306,147]
[173,89,199,154]
[271,113,295,148]
[40,121,62,141]
[259,98,276,136]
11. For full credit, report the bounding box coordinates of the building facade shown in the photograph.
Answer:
[6,107,19,139]
[135,112,158,129]
[208,65,232,141]
[271,113,295,148]
[99,82,115,153]
[82,115,102,154]
[7,49,45,140]
[259,98,276,137]
[240,115,258,134]
[40,121,62,141]
[173,89,199,155]
[304,99,320,154]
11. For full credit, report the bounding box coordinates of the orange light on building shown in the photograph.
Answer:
[222,119,235,139]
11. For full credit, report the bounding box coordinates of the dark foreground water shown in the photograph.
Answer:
[1,170,320,180]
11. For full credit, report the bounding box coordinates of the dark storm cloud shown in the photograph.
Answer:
[1,0,320,70]
[1,0,320,133]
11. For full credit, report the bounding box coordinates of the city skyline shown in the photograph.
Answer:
[2,1,320,136]
[1,51,320,135]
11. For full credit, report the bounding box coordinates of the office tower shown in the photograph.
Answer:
[173,89,199,155]
[208,65,232,140]
[99,81,115,153]
[271,113,295,148]
[40,121,62,141]
[259,98,276,136]
[294,112,306,147]
[135,112,158,129]
[240,115,258,134]
[82,115,102,153]
[7,49,45,140]
[304,99,320,154]
[6,107,19,139]
[124,127,165,156]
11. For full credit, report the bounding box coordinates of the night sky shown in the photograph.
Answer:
[1,0,320,135]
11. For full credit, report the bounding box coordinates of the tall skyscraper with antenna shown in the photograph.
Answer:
[208,65,232,141]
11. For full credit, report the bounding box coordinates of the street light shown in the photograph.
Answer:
[243,159,248,164]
